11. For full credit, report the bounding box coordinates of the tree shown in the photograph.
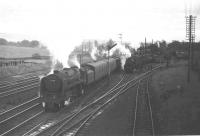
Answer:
[95,43,108,59]
[20,40,30,47]
[149,44,159,55]
[0,38,8,45]
[30,40,40,47]
[159,40,167,48]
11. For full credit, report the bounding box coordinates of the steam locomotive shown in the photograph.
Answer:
[124,55,154,73]
[40,58,121,111]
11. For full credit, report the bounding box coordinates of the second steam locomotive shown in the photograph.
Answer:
[40,58,121,111]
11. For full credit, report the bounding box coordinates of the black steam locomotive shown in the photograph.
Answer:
[40,58,121,111]
[124,55,154,73]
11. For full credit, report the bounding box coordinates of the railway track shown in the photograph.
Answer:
[68,68,158,136]
[78,72,129,108]
[60,76,150,136]
[0,65,161,136]
[0,72,125,136]
[0,96,49,136]
[0,97,40,122]
[54,65,161,136]
[0,75,38,87]
[0,103,43,136]
[0,82,39,99]
[0,68,49,86]
[25,65,161,136]
[0,77,40,117]
[0,76,39,92]
[133,77,155,136]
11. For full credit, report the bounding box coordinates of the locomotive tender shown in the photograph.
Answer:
[40,58,121,111]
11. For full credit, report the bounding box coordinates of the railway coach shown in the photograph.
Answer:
[40,57,121,111]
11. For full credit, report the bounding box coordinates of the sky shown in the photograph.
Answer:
[0,0,200,66]
[0,0,200,45]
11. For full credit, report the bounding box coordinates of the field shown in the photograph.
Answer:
[0,45,51,77]
[150,60,200,135]
[0,62,51,78]
[0,45,94,78]
[0,45,50,58]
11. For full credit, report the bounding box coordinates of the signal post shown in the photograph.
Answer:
[186,15,196,83]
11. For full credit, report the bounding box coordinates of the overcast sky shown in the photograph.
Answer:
[0,0,200,48]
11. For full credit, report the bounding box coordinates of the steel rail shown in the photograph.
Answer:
[0,68,49,81]
[133,80,141,136]
[0,97,40,122]
[0,76,38,90]
[0,75,38,86]
[0,103,41,125]
[0,82,39,98]
[0,111,43,136]
[146,76,155,136]
[132,77,155,136]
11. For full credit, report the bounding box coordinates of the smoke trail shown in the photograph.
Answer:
[91,45,97,60]
[68,54,80,68]
[110,42,131,69]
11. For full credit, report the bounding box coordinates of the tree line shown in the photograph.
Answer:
[138,40,200,56]
[70,39,135,60]
[0,38,45,48]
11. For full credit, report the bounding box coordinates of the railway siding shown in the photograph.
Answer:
[0,103,42,135]
[133,78,154,136]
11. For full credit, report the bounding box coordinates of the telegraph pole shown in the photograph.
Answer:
[186,15,196,83]
[191,35,195,69]
[144,37,146,56]
[80,43,83,65]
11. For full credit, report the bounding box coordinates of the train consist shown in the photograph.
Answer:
[40,58,121,111]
